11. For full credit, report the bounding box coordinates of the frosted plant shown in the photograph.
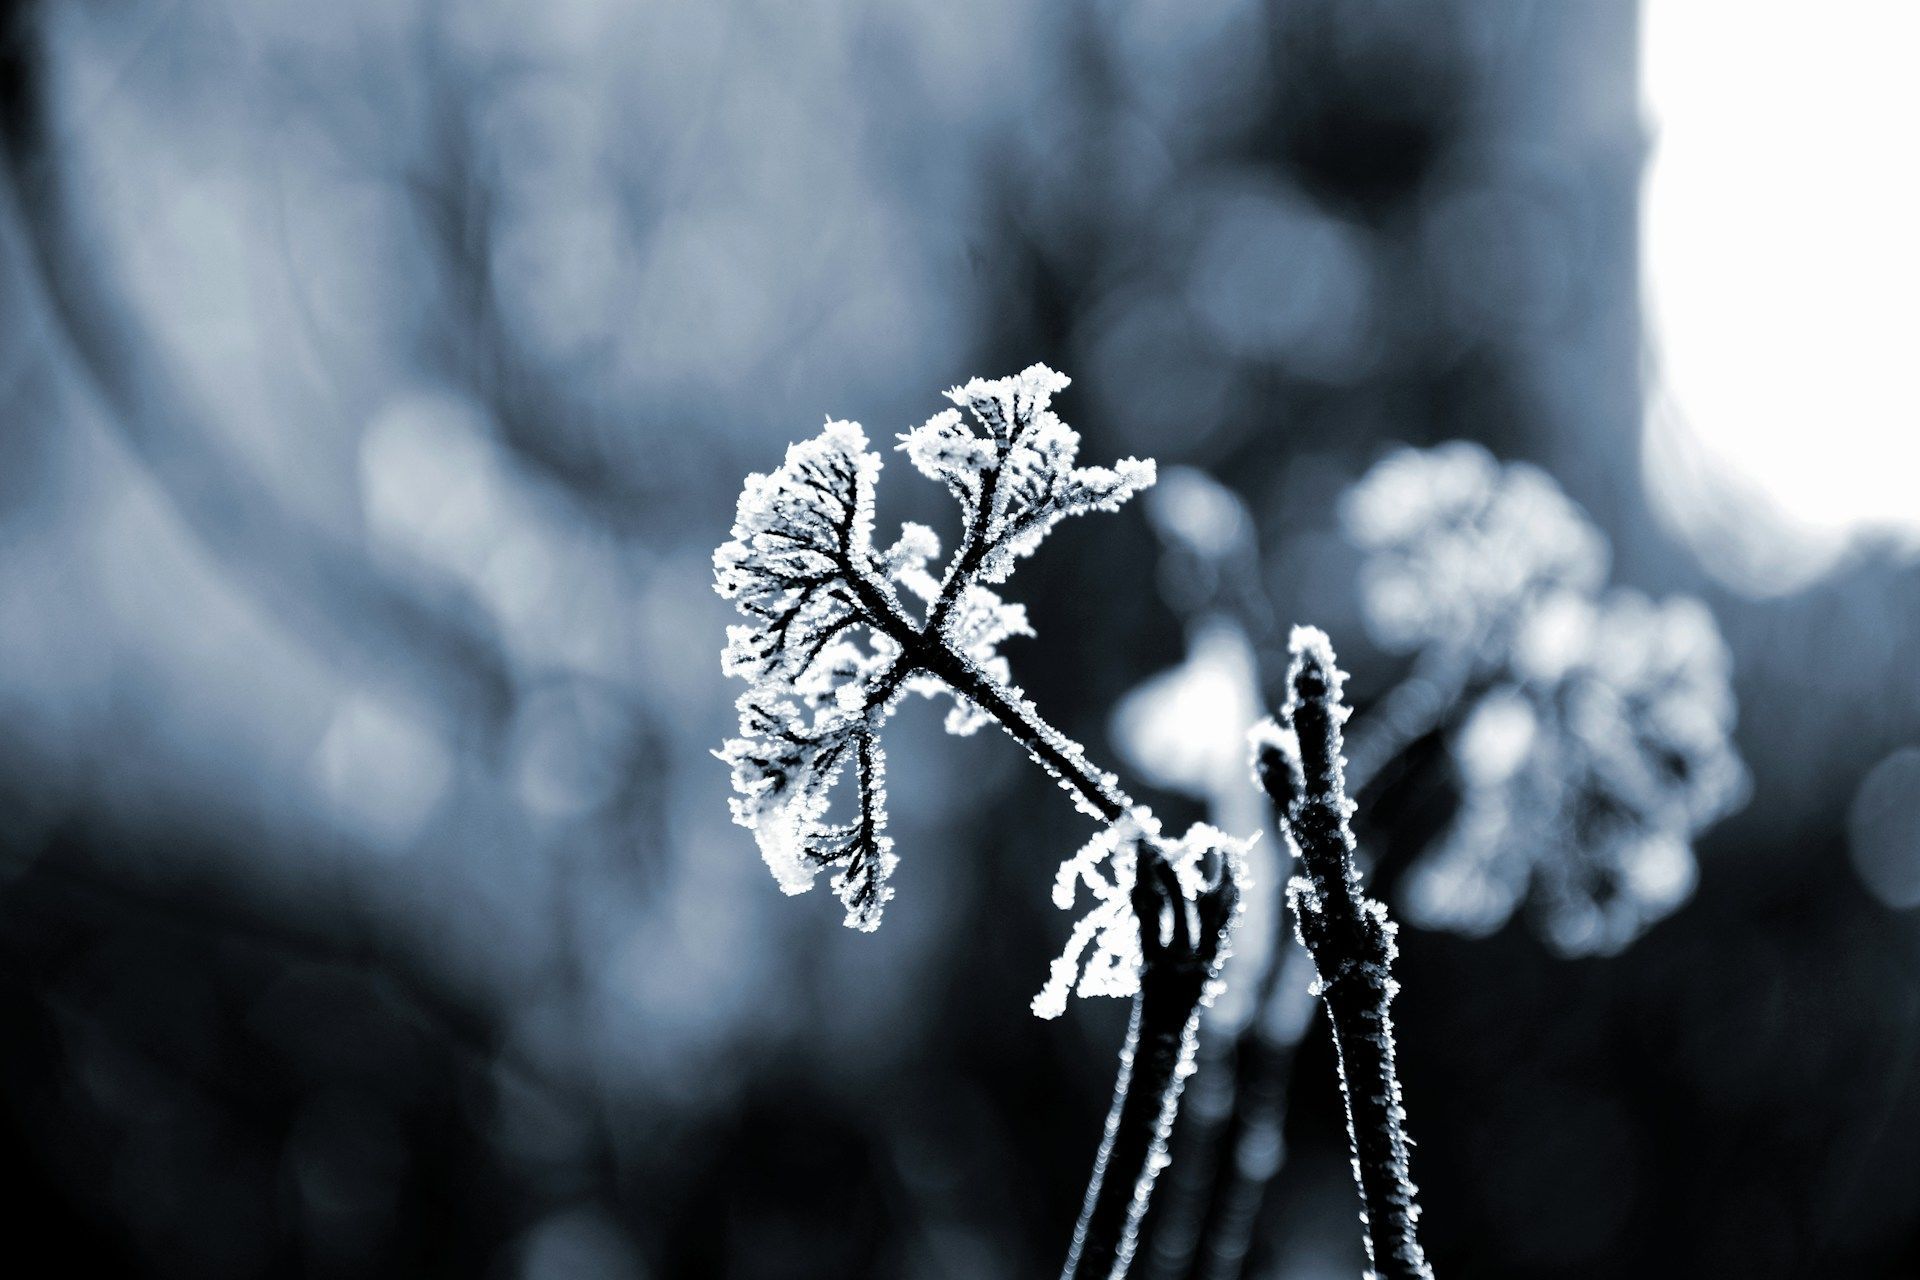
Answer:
[1038,812,1247,1019]
[714,366,1246,1278]
[1405,589,1749,955]
[1113,453,1745,1280]
[714,367,1152,931]
[1341,441,1607,663]
[1338,442,1748,955]
[1251,629,1431,1280]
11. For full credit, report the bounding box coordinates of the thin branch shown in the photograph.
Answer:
[1174,648,1466,1280]
[1257,628,1431,1280]
[1064,845,1240,1280]
[842,552,1134,825]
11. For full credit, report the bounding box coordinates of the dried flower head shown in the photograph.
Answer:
[1405,590,1749,954]
[1342,441,1608,660]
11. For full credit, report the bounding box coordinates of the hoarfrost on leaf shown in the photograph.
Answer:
[719,367,1253,1279]
[899,364,1155,587]
[713,420,916,929]
[715,368,1171,948]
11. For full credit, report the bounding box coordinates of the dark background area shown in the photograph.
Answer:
[4,1,1920,1276]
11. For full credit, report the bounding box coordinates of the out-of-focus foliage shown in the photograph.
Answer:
[1341,441,1607,662]
[4,1,1920,1277]
[1407,588,1748,955]
[1337,443,1748,955]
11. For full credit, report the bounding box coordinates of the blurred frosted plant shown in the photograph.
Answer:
[1128,452,1747,1280]
[715,366,1247,1277]
[1342,441,1747,956]
[1111,467,1270,823]
[1111,619,1263,813]
[1408,590,1748,955]
[1342,441,1608,662]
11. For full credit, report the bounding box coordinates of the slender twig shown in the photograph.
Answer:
[1174,648,1464,1280]
[1256,628,1431,1280]
[841,550,1131,824]
[1065,847,1240,1280]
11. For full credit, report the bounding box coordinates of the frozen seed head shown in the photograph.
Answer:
[1036,817,1250,1020]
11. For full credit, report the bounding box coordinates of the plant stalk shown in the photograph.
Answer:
[1261,630,1431,1280]
[1065,849,1238,1280]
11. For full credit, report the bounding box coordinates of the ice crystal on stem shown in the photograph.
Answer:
[1037,813,1251,1021]
[1254,627,1432,1280]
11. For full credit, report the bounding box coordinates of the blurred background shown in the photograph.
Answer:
[2,0,1918,1276]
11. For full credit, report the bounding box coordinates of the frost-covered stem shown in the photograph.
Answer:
[1170,650,1464,1279]
[1263,631,1431,1280]
[1066,850,1238,1280]
[842,552,1135,825]
[921,639,1131,823]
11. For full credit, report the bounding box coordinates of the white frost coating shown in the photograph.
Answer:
[898,364,1156,585]
[1287,624,1341,685]
[880,522,944,603]
[1034,817,1253,1020]
[713,419,914,929]
[715,368,1165,941]
[1247,715,1301,779]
